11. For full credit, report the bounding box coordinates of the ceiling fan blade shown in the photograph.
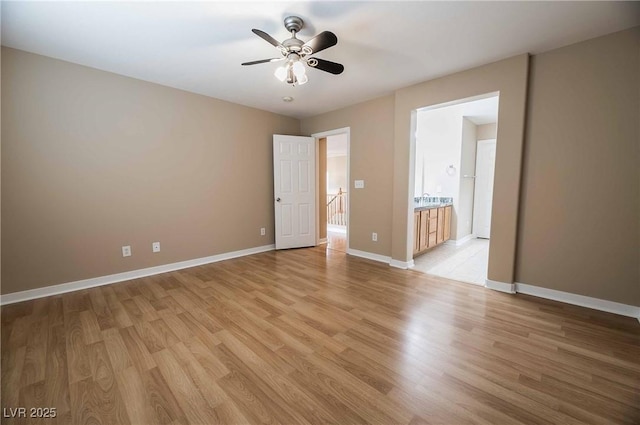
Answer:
[241,58,284,66]
[302,31,338,55]
[308,58,344,75]
[251,29,283,48]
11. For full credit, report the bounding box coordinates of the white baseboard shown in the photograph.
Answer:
[346,248,391,265]
[327,224,347,234]
[390,259,415,269]
[347,249,414,270]
[0,244,276,305]
[445,234,474,247]
[318,238,328,245]
[485,279,516,294]
[515,282,640,319]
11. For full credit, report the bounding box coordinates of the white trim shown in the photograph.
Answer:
[347,249,414,270]
[390,259,415,269]
[311,127,351,139]
[326,152,347,158]
[0,244,275,305]
[485,279,516,294]
[515,282,640,319]
[315,136,321,246]
[327,224,347,234]
[318,238,328,245]
[444,234,475,247]
[346,248,391,265]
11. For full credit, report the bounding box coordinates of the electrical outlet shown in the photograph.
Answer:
[152,242,161,253]
[122,245,131,257]
[372,232,378,242]
[260,227,266,236]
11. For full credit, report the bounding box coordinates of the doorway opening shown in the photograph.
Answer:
[314,128,350,253]
[410,94,499,286]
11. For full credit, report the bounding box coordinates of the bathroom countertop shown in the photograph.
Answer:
[414,196,453,211]
[414,203,453,211]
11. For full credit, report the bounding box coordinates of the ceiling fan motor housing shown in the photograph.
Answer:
[284,16,304,34]
[282,38,304,53]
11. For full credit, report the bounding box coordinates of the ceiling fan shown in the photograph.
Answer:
[241,16,344,86]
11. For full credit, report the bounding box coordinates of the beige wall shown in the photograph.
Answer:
[477,123,497,140]
[393,55,529,282]
[301,96,395,257]
[516,28,640,305]
[1,47,299,294]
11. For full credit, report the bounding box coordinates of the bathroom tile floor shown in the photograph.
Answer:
[412,238,489,286]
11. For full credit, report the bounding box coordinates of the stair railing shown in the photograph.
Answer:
[326,188,347,226]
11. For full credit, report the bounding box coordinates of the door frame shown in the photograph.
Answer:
[409,93,499,259]
[311,127,351,252]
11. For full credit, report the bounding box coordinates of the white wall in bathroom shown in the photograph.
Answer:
[416,105,463,239]
[458,118,478,239]
[415,106,463,198]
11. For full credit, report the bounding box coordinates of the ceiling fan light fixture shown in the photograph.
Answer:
[274,66,287,82]
[286,66,295,84]
[292,61,306,78]
[297,74,308,85]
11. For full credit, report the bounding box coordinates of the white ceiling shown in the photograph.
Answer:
[2,1,639,119]
[461,96,499,126]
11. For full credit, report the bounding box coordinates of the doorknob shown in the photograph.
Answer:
[276,197,281,202]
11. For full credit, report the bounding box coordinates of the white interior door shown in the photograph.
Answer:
[473,139,496,239]
[273,135,316,249]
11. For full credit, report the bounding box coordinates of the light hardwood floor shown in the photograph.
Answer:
[326,230,347,253]
[2,246,639,425]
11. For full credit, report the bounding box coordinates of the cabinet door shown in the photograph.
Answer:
[428,209,438,235]
[414,212,420,254]
[419,210,429,251]
[436,207,445,244]
[428,232,437,248]
[444,206,452,241]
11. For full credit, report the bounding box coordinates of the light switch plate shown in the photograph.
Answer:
[354,180,365,189]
